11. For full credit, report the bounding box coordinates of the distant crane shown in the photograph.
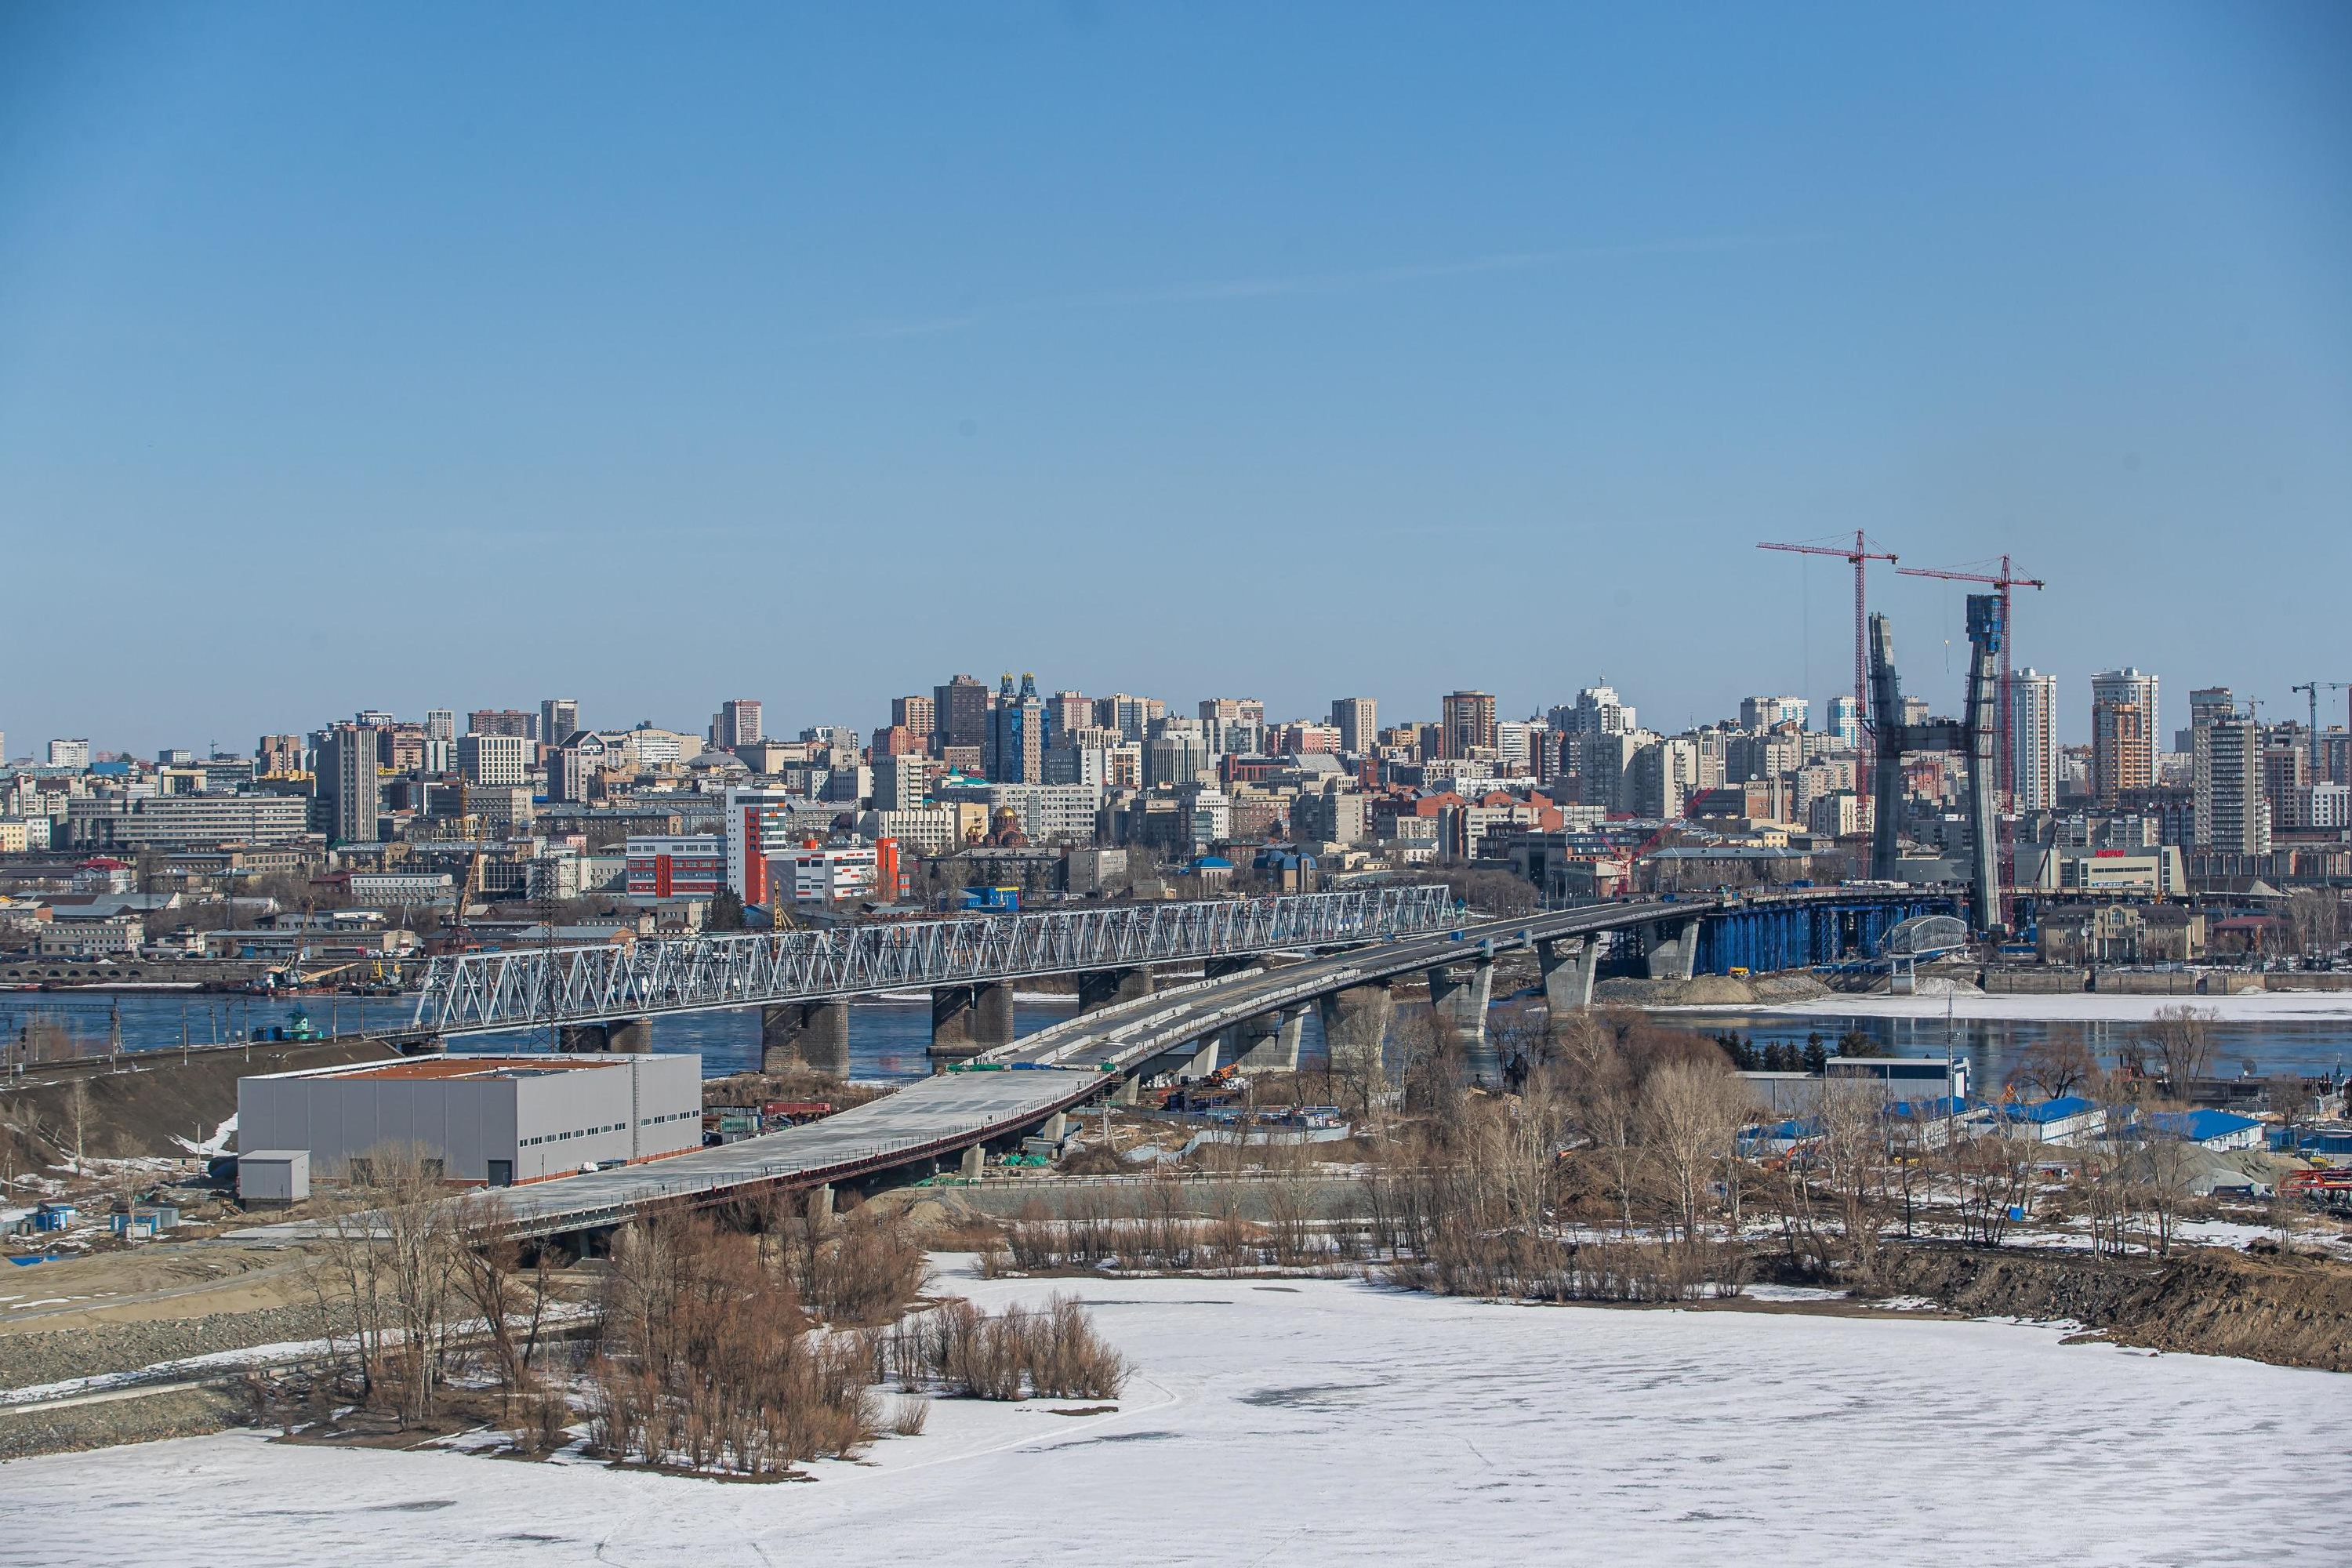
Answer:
[1756,532,1899,765]
[2292,681,2350,783]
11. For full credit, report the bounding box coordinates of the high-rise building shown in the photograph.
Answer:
[985,673,1047,785]
[2181,687,2234,753]
[2008,669,2058,811]
[1049,691,1093,741]
[1198,697,1266,727]
[459,732,531,788]
[1827,695,1861,749]
[1091,694,1160,743]
[320,724,382,845]
[469,709,535,741]
[1439,691,1499,759]
[1738,695,1809,732]
[934,675,990,753]
[2194,715,2269,855]
[891,695,936,744]
[2090,669,2158,805]
[710,699,763,750]
[423,709,457,743]
[46,739,93,770]
[256,735,305,776]
[1330,697,1378,755]
[1552,685,1637,739]
[541,699,580,746]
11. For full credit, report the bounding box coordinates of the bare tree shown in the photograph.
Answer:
[2136,1006,2220,1098]
[65,1080,92,1175]
[2010,1023,2096,1100]
[1638,1060,1746,1245]
[2282,889,2340,960]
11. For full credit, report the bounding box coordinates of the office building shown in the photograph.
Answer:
[320,724,382,845]
[423,709,457,743]
[256,735,306,777]
[931,674,990,754]
[1440,690,1499,759]
[467,709,535,742]
[1552,684,1637,738]
[541,699,579,747]
[625,835,724,900]
[2009,668,2058,811]
[984,673,1047,784]
[1330,697,1377,754]
[891,695,935,743]
[710,699,764,750]
[458,731,530,788]
[1092,693,1162,742]
[2194,715,2269,855]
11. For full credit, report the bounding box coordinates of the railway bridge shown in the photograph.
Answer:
[232,884,1955,1247]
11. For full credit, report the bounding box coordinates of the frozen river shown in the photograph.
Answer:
[3,1263,2343,1566]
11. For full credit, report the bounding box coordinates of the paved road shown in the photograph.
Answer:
[227,899,1693,1243]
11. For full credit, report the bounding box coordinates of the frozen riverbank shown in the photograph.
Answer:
[2,1261,2344,1566]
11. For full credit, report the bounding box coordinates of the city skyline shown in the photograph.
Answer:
[4,5,2348,746]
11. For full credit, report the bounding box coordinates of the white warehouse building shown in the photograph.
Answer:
[238,1053,702,1188]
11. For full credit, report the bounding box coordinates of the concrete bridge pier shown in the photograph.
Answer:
[1043,1110,1068,1142]
[1537,935,1599,1020]
[558,1017,649,1053]
[1183,1033,1221,1080]
[760,1000,851,1076]
[928,981,1017,1069]
[1233,1007,1306,1074]
[1319,981,1393,1092]
[1077,966,1155,1014]
[1643,920,1700,981]
[1428,960,1497,1083]
[960,1144,985,1179]
[807,1183,834,1227]
[1205,955,1261,982]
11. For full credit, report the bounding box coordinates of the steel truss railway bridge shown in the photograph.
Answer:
[229,883,1955,1247]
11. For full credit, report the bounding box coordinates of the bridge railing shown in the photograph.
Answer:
[411,884,1459,1035]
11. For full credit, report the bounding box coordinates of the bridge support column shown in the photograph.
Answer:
[1644,921,1699,981]
[1233,1008,1302,1074]
[1112,1074,1139,1105]
[808,1183,834,1227]
[928,982,1013,1069]
[1043,1111,1068,1143]
[1077,966,1154,1014]
[1428,960,1497,1083]
[558,1017,649,1054]
[1319,982,1393,1094]
[960,1144,985,1180]
[760,1000,851,1077]
[1537,935,1599,1020]
[1205,956,1259,982]
[1183,1033,1221,1080]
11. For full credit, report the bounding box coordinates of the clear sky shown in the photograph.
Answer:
[5,2,2348,756]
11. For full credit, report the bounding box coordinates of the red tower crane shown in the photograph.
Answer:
[1755,532,1899,764]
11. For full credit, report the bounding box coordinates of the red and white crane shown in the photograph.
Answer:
[1755,531,1899,765]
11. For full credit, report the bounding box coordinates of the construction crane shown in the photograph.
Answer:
[1756,532,1899,763]
[2291,681,2350,736]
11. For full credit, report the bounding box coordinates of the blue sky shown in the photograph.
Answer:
[4,2,2347,754]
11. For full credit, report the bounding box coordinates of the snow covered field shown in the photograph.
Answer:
[5,1259,2345,1566]
[1715,989,2352,1024]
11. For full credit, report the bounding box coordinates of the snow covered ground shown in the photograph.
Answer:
[4,1258,2345,1566]
[1708,989,2352,1023]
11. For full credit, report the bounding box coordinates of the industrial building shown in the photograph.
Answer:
[238,1053,702,1187]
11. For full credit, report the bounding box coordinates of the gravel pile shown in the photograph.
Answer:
[0,1303,348,1393]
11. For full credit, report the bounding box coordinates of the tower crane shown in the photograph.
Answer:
[1755,532,1899,768]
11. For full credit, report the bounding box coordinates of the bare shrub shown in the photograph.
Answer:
[589,1212,877,1475]
[888,1396,930,1436]
[884,1293,1127,1401]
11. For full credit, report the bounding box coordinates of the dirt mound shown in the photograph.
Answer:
[1592,972,1831,1008]
[1873,1241,2352,1374]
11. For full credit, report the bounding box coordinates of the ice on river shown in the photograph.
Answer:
[3,1261,2343,1566]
